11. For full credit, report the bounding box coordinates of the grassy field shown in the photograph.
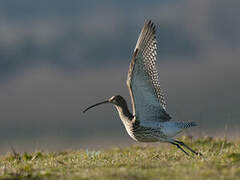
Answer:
[0,136,240,180]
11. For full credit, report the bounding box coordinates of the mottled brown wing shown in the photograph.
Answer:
[126,20,171,123]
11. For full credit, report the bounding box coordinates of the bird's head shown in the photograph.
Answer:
[83,95,125,113]
[108,95,126,106]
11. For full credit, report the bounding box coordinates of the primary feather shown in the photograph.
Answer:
[127,20,171,123]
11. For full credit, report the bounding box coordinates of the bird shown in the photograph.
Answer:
[83,20,201,156]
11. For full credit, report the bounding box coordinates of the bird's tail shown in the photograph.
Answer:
[182,122,198,129]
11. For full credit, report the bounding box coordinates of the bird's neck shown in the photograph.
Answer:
[114,104,134,123]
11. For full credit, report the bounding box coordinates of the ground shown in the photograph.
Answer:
[0,137,240,180]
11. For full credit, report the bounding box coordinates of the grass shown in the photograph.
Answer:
[0,136,240,180]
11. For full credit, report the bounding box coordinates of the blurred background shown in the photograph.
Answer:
[0,0,239,153]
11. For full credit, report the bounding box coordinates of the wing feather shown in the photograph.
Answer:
[127,20,171,123]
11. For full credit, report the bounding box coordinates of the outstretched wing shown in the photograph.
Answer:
[126,20,171,123]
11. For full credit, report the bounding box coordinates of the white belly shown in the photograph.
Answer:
[141,121,183,138]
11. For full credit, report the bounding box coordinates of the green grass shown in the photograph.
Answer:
[1,136,240,180]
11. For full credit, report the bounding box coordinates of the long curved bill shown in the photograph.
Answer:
[83,100,109,113]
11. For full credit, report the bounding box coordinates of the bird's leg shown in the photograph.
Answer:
[174,140,202,156]
[170,142,189,156]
